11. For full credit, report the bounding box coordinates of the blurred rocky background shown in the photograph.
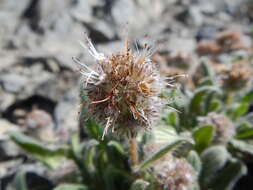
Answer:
[0,0,253,189]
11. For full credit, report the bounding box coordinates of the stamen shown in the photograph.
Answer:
[166,105,181,113]
[79,70,98,78]
[79,35,105,61]
[72,57,99,76]
[102,117,113,140]
[139,109,149,123]
[135,39,139,54]
[166,74,189,80]
[125,40,130,52]
[166,83,177,88]
[85,71,98,87]
[91,96,110,104]
[146,46,157,58]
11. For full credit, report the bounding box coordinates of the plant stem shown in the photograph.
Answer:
[226,92,234,105]
[129,137,139,167]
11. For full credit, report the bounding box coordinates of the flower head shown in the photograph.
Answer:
[219,62,253,91]
[75,35,177,138]
[196,30,251,56]
[200,112,235,144]
[144,142,196,190]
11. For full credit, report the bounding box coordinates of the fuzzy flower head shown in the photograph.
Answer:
[75,35,182,139]
[144,142,196,190]
[219,62,253,91]
[200,112,235,144]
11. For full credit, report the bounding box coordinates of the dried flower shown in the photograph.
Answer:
[200,112,235,144]
[197,30,250,56]
[75,36,177,138]
[196,40,221,56]
[219,62,253,91]
[144,142,196,190]
[215,30,247,52]
[14,107,55,142]
[166,51,193,70]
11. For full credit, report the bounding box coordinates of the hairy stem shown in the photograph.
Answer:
[226,92,234,105]
[129,137,139,167]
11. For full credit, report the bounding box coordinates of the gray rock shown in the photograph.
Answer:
[34,69,78,102]
[70,0,103,23]
[35,0,73,32]
[168,36,196,52]
[189,6,203,26]
[0,91,15,112]
[54,88,79,138]
[196,25,220,41]
[0,73,29,93]
[199,2,217,15]
[0,12,19,48]
[0,140,21,160]
[0,159,23,178]
[176,6,203,26]
[11,22,41,49]
[0,0,31,17]
[0,51,18,71]
[0,119,20,141]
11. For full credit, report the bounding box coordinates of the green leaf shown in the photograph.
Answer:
[236,121,251,130]
[164,112,179,127]
[193,125,215,152]
[207,99,222,113]
[84,145,97,174]
[196,60,216,86]
[200,146,230,188]
[200,59,216,79]
[236,128,253,140]
[189,183,201,190]
[54,184,88,190]
[152,125,178,144]
[190,86,220,115]
[152,126,193,158]
[14,171,28,190]
[103,165,131,190]
[172,141,193,158]
[187,150,202,175]
[108,141,125,154]
[230,103,249,120]
[244,112,253,123]
[204,90,220,114]
[207,160,247,190]
[198,77,214,86]
[137,139,188,171]
[86,120,103,140]
[107,141,127,170]
[229,139,253,156]
[130,179,149,190]
[71,132,81,158]
[241,89,253,103]
[10,132,69,169]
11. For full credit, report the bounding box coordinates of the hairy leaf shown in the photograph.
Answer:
[130,179,149,190]
[11,132,69,169]
[187,150,202,175]
[200,146,230,187]
[207,160,247,190]
[193,125,215,152]
[137,139,188,171]
[14,171,28,190]
[54,184,88,190]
